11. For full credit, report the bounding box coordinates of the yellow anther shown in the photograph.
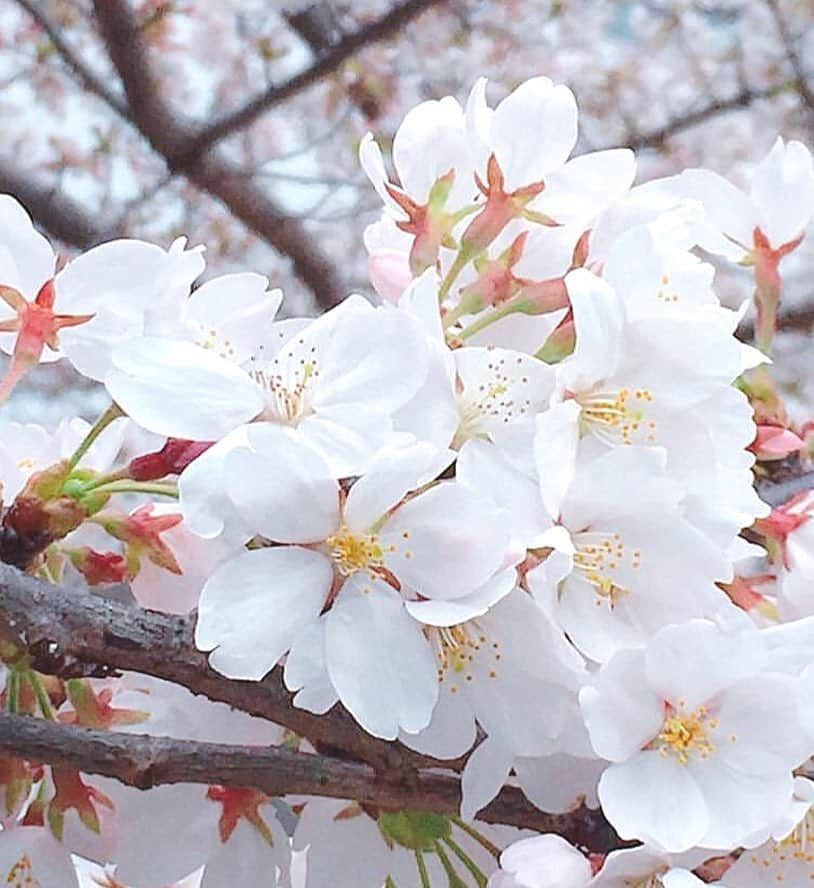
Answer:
[326,526,384,576]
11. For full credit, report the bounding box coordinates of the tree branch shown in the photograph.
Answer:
[13,0,130,118]
[0,159,107,250]
[0,467,811,845]
[0,563,433,776]
[620,83,790,151]
[182,0,451,159]
[0,712,621,848]
[91,0,346,308]
[765,0,814,119]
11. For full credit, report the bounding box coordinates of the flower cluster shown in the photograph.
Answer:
[1,76,814,887]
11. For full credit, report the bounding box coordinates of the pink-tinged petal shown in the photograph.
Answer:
[540,148,636,224]
[368,249,412,303]
[460,735,513,820]
[491,78,577,189]
[598,752,709,851]
[750,138,814,247]
[381,482,510,600]
[324,580,438,739]
[405,568,516,626]
[580,649,663,761]
[345,441,455,531]
[196,546,332,680]
[227,423,339,544]
[106,337,263,439]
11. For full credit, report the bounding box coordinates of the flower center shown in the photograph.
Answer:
[428,622,500,692]
[326,525,385,577]
[656,704,717,765]
[193,323,237,360]
[5,853,38,887]
[625,876,665,888]
[251,339,319,425]
[575,385,657,446]
[571,531,640,606]
[748,808,814,873]
[452,354,534,447]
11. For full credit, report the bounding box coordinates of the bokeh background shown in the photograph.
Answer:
[1,0,813,422]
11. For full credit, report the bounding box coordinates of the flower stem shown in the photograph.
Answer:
[434,840,470,887]
[68,402,124,471]
[450,817,501,858]
[456,302,516,340]
[25,670,54,720]
[439,248,474,302]
[415,851,431,888]
[6,670,20,713]
[88,480,178,499]
[442,836,487,887]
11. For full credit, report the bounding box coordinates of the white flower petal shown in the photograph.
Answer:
[325,580,438,739]
[227,423,340,544]
[196,547,332,680]
[107,337,262,439]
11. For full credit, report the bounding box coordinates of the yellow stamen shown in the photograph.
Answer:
[656,704,718,765]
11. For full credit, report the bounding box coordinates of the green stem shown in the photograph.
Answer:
[67,403,124,471]
[450,817,501,859]
[89,480,178,499]
[439,248,474,302]
[434,840,468,887]
[456,302,517,340]
[25,671,54,720]
[442,837,487,887]
[415,851,432,888]
[6,671,20,713]
[442,299,475,330]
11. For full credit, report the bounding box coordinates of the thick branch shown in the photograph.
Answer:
[0,712,620,848]
[91,0,346,308]
[0,563,431,775]
[0,159,106,250]
[183,0,451,159]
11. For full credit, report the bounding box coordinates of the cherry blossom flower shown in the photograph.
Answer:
[195,430,511,738]
[581,619,807,851]
[106,294,431,476]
